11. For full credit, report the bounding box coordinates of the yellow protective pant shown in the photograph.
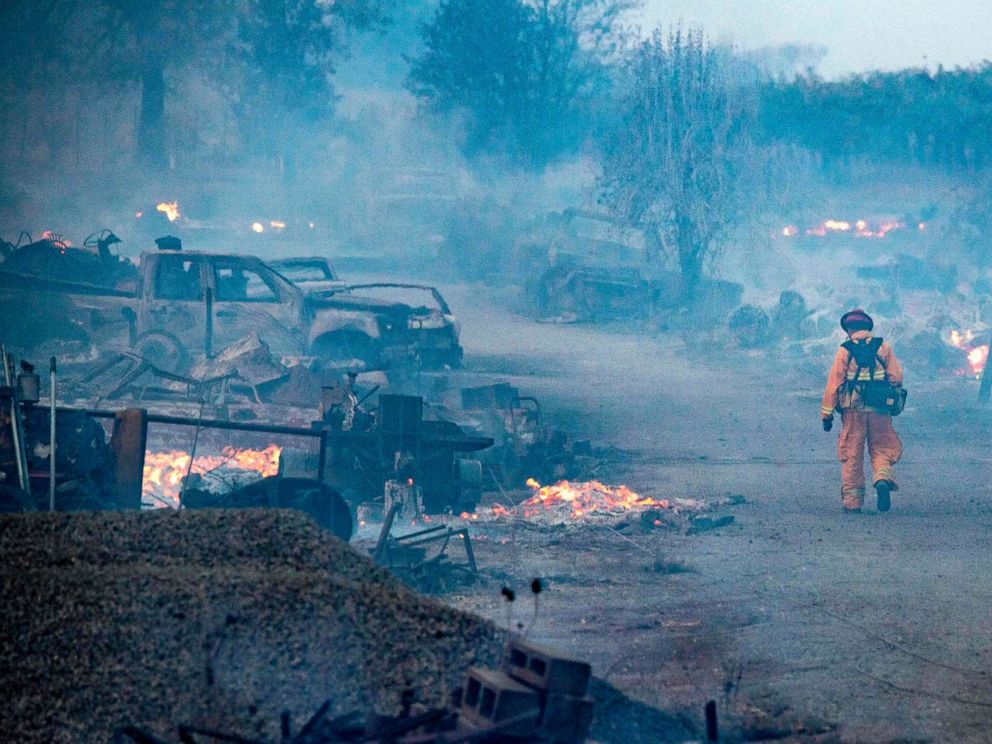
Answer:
[838,410,902,509]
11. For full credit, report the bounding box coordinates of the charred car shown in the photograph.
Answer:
[272,257,464,369]
[0,230,138,289]
[529,208,742,326]
[0,243,415,371]
[341,283,462,368]
[270,256,348,294]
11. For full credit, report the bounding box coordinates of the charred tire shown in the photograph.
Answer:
[134,330,189,373]
[312,331,376,366]
[195,476,354,540]
[274,478,353,542]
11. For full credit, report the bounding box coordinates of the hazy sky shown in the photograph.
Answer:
[638,0,992,77]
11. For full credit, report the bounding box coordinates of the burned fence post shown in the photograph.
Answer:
[316,428,328,483]
[109,408,148,510]
[2,349,31,494]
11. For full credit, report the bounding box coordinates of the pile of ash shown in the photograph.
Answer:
[0,509,504,743]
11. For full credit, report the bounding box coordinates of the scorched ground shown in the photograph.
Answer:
[430,279,992,743]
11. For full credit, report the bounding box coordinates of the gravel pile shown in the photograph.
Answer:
[0,509,504,743]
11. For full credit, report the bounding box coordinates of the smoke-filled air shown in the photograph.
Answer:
[2,1,992,742]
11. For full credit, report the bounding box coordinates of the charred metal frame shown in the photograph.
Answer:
[63,402,492,513]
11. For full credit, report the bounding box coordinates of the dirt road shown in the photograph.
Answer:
[437,282,992,742]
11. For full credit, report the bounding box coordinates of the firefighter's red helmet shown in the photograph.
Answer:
[840,308,873,333]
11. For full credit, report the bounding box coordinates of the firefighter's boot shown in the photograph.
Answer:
[876,480,891,513]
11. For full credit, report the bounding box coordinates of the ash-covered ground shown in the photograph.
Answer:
[4,5,992,741]
[428,279,992,743]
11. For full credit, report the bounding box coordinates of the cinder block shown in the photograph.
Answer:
[541,693,595,744]
[502,638,591,697]
[460,666,540,736]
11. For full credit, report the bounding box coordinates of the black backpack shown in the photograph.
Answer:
[841,337,907,415]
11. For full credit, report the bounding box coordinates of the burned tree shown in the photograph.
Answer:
[408,0,634,167]
[599,28,756,298]
[0,0,383,175]
[87,1,235,172]
[235,0,386,182]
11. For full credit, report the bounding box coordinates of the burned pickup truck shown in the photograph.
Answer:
[269,255,347,294]
[0,242,415,371]
[271,257,464,369]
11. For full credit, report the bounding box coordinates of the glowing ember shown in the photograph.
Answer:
[873,220,904,238]
[156,201,180,222]
[823,219,851,232]
[785,218,907,239]
[968,346,989,375]
[510,478,669,521]
[251,222,265,233]
[142,445,281,508]
[949,329,975,348]
[40,230,71,250]
[947,329,989,377]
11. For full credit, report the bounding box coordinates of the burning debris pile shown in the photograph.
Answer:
[155,201,180,222]
[142,444,282,507]
[0,509,504,743]
[515,478,668,522]
[947,328,989,378]
[780,217,922,239]
[463,478,731,530]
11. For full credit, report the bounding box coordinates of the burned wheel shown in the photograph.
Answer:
[185,476,354,540]
[134,330,189,373]
[274,478,353,542]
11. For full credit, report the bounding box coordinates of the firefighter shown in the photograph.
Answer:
[821,309,904,513]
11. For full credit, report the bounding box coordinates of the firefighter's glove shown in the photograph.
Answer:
[822,416,833,432]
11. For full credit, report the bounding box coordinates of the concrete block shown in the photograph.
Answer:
[460,666,540,736]
[502,637,591,697]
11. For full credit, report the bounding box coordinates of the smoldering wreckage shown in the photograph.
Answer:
[0,220,986,744]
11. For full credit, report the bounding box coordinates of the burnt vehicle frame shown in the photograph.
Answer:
[271,256,464,369]
[0,245,414,371]
[341,282,463,368]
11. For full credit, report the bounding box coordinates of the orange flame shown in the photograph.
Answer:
[515,478,668,519]
[968,346,989,376]
[947,329,989,377]
[40,230,71,251]
[142,445,281,508]
[787,218,907,239]
[156,201,180,222]
[949,329,975,349]
[823,219,851,232]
